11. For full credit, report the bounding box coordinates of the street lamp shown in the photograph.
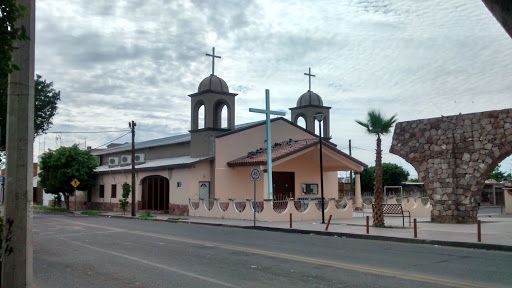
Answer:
[315,113,325,224]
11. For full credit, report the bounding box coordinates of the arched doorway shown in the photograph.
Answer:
[141,175,169,211]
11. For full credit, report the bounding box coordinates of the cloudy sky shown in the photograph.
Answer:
[34,0,512,177]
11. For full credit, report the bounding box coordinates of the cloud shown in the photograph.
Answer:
[34,0,512,175]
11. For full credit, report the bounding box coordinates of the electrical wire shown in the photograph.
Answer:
[45,130,130,134]
[91,132,131,150]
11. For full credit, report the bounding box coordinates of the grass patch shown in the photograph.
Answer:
[80,210,100,216]
[33,205,67,213]
[138,211,155,220]
[167,217,188,222]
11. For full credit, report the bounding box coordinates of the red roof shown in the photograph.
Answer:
[227,138,367,168]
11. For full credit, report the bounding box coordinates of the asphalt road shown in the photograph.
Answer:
[33,213,512,288]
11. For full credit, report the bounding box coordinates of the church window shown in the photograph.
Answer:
[111,184,117,198]
[302,183,318,194]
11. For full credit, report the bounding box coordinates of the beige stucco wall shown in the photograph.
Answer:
[215,119,314,200]
[273,148,338,199]
[92,160,212,207]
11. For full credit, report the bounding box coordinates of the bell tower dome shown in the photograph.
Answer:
[189,47,237,157]
[289,67,331,139]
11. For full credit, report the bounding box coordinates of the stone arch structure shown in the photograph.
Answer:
[390,108,512,223]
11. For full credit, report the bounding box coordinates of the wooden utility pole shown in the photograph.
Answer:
[2,0,35,286]
[129,121,136,217]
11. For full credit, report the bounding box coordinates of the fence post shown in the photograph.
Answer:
[325,215,333,231]
[413,218,417,238]
[289,213,292,229]
[477,220,481,242]
[366,216,369,234]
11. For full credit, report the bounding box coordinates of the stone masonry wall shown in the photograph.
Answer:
[390,108,512,223]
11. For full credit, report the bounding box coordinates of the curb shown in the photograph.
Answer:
[80,214,512,252]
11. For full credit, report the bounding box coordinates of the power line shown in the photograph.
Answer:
[45,130,130,134]
[91,132,131,150]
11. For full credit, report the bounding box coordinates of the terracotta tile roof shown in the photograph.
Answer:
[227,138,368,168]
[227,138,318,167]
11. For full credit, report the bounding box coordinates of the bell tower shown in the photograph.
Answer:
[189,47,237,157]
[289,67,331,139]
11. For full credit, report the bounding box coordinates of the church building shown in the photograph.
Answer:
[89,48,366,220]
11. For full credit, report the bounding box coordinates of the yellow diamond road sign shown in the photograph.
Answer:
[71,178,80,188]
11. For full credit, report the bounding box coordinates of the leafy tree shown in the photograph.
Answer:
[0,74,60,150]
[119,182,131,214]
[356,110,397,227]
[39,145,98,210]
[0,0,29,75]
[34,74,61,136]
[360,163,410,192]
[487,164,507,182]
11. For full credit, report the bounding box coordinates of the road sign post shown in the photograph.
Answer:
[250,168,261,227]
[71,179,80,211]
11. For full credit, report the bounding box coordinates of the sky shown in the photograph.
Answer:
[34,0,512,177]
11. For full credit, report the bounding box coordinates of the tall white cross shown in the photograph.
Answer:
[249,89,286,200]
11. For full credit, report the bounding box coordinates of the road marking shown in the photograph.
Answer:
[37,230,121,239]
[53,218,493,288]
[60,238,238,288]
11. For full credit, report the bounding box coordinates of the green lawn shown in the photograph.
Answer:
[33,205,68,213]
[80,210,101,216]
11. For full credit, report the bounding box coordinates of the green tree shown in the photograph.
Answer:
[360,163,410,192]
[119,182,131,215]
[487,164,507,182]
[356,110,397,227]
[39,145,98,210]
[0,74,60,150]
[34,74,61,136]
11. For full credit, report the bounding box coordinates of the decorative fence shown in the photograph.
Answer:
[188,197,352,221]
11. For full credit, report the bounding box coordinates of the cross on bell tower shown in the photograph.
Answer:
[304,67,315,91]
[205,47,221,75]
[290,67,331,139]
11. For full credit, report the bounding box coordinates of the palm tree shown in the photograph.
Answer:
[356,110,397,227]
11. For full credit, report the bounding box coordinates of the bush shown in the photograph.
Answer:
[138,211,154,220]
[52,194,62,208]
[119,182,131,214]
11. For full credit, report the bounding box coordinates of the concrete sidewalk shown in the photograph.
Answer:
[85,210,512,250]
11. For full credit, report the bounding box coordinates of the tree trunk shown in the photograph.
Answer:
[373,135,385,227]
[64,193,70,211]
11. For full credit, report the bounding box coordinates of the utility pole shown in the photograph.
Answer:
[2,0,35,287]
[349,139,353,197]
[129,121,136,217]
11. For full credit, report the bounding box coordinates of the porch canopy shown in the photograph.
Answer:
[227,138,366,172]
